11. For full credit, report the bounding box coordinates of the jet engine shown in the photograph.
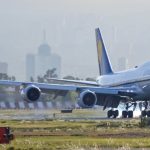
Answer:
[78,90,97,108]
[21,85,41,102]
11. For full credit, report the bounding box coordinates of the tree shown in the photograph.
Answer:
[0,73,16,81]
[30,77,34,82]
[85,77,96,81]
[11,76,16,81]
[63,76,82,80]
[44,68,58,79]
[36,68,58,83]
[63,75,75,80]
[37,76,44,83]
[0,73,16,102]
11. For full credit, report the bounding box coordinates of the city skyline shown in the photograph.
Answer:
[0,0,150,80]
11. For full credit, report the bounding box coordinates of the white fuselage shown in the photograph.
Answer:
[97,61,150,87]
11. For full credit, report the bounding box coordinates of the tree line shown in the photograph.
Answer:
[30,68,95,83]
[0,73,15,81]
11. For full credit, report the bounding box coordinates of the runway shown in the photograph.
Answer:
[0,109,140,121]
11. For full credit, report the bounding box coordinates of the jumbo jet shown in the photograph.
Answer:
[1,28,150,118]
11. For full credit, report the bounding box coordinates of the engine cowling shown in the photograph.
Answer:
[21,85,41,102]
[78,90,97,108]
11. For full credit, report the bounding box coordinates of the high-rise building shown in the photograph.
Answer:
[26,54,35,81]
[0,62,8,74]
[26,33,61,81]
[35,42,61,78]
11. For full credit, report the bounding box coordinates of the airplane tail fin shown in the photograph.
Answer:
[95,28,113,75]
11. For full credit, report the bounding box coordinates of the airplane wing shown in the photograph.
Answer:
[0,80,137,94]
[0,80,138,102]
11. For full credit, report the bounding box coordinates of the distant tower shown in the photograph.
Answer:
[35,30,61,78]
[35,43,51,77]
[26,54,35,81]
[43,29,46,43]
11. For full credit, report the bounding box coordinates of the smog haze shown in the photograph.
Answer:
[0,0,150,80]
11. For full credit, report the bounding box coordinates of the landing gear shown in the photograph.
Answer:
[128,110,133,118]
[140,101,150,117]
[107,110,112,118]
[107,102,137,119]
[107,109,119,118]
[141,110,150,117]
[147,110,150,117]
[141,110,147,117]
[114,110,119,118]
[122,103,134,118]
[122,110,133,118]
[122,111,128,118]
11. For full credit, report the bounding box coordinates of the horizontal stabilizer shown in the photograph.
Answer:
[47,78,98,86]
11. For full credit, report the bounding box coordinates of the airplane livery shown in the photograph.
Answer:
[1,28,150,118]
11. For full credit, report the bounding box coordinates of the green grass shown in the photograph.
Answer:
[0,119,149,149]
[1,136,150,150]
[0,109,149,149]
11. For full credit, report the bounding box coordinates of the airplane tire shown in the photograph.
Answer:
[141,110,147,117]
[146,110,150,117]
[128,111,133,118]
[107,110,113,118]
[113,110,119,118]
[122,111,128,118]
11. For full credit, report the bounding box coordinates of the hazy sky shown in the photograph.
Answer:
[0,0,150,80]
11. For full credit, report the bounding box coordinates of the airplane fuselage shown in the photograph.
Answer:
[95,61,150,101]
[97,61,150,87]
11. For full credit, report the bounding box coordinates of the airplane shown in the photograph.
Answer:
[1,28,150,118]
